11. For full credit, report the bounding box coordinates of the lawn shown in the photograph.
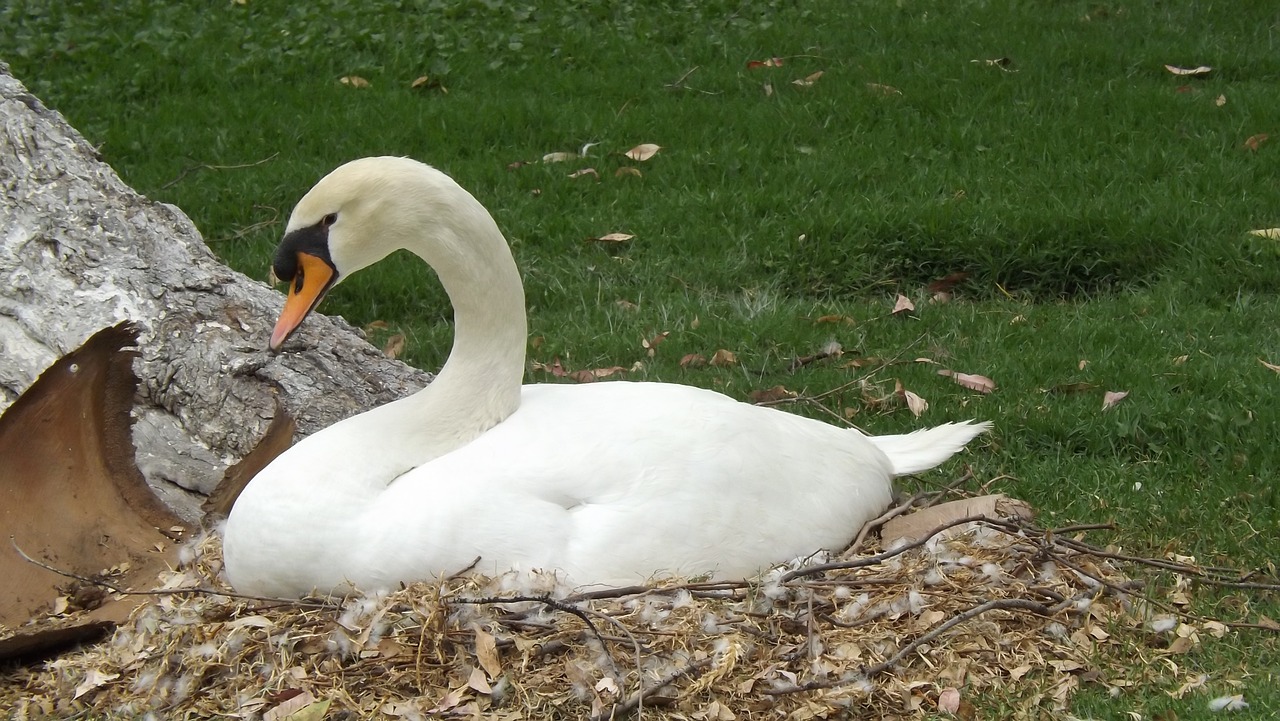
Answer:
[3,0,1278,716]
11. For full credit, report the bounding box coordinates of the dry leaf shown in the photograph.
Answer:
[568,168,599,179]
[937,687,961,714]
[710,349,738,366]
[762,82,773,97]
[1259,359,1280,374]
[642,331,670,356]
[746,57,784,68]
[532,357,567,377]
[339,75,370,88]
[473,627,502,678]
[1207,695,1249,712]
[928,272,970,294]
[792,70,825,87]
[569,366,626,383]
[615,166,642,178]
[937,369,996,394]
[615,299,638,311]
[541,151,576,163]
[1102,390,1129,410]
[1215,94,1227,106]
[680,353,707,368]
[750,385,796,404]
[971,57,1016,71]
[1163,64,1212,76]
[506,160,529,170]
[1243,133,1269,151]
[625,143,661,161]
[282,699,332,721]
[467,666,492,694]
[1257,614,1280,630]
[73,669,118,699]
[588,232,634,244]
[892,294,916,315]
[409,76,445,92]
[382,333,406,359]
[364,320,390,332]
[1249,228,1280,239]
[895,380,929,417]
[866,82,902,95]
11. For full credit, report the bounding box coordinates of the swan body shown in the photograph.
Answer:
[222,157,989,597]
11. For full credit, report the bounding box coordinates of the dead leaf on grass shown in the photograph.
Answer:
[568,168,599,180]
[866,82,902,95]
[815,314,855,325]
[625,143,661,161]
[895,380,929,417]
[1102,390,1129,410]
[569,366,627,383]
[339,75,370,88]
[587,232,634,244]
[710,349,738,367]
[937,369,996,394]
[1163,64,1212,77]
[1243,133,1269,151]
[892,294,916,315]
[937,686,961,714]
[680,353,708,368]
[382,333,406,359]
[542,151,577,163]
[1249,228,1280,240]
[750,385,796,404]
[1215,94,1227,106]
[971,57,1016,71]
[1259,359,1280,374]
[747,57,785,68]
[615,167,642,178]
[642,331,670,357]
[792,70,825,87]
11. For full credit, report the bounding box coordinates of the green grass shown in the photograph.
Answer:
[4,0,1279,716]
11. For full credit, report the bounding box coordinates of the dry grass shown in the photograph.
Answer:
[5,484,1270,720]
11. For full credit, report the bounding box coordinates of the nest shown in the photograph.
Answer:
[2,488,1267,720]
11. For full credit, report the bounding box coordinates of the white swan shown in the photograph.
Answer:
[222,157,989,597]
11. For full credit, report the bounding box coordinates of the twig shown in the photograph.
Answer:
[589,656,715,721]
[9,536,334,609]
[781,514,1005,582]
[160,152,279,189]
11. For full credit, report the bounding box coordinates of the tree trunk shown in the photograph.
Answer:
[0,61,431,520]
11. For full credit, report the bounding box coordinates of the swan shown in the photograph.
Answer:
[222,156,989,598]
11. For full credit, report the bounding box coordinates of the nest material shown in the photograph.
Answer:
[1,498,1262,720]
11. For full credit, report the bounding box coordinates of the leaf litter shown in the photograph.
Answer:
[5,480,1273,720]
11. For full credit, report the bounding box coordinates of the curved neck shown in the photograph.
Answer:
[391,192,527,456]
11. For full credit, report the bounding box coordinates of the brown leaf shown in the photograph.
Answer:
[792,70,825,87]
[680,353,707,368]
[625,143,662,161]
[588,232,634,244]
[339,75,370,88]
[1258,614,1280,630]
[615,166,642,178]
[866,82,902,95]
[568,167,599,179]
[382,333,406,359]
[409,75,446,92]
[642,331,670,357]
[1244,133,1269,151]
[473,627,502,678]
[927,272,970,294]
[541,151,577,163]
[363,320,390,332]
[937,369,996,394]
[532,357,568,377]
[1249,228,1280,240]
[1215,94,1227,106]
[615,299,639,311]
[710,349,738,367]
[892,294,916,315]
[746,57,785,68]
[506,160,530,170]
[937,687,961,714]
[750,385,796,404]
[1164,64,1212,76]
[1102,390,1129,410]
[895,379,929,417]
[570,366,626,383]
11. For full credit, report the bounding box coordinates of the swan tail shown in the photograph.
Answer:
[867,421,991,476]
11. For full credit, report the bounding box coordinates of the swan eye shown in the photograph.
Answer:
[320,213,338,227]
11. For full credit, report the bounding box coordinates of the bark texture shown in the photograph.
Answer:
[0,61,431,519]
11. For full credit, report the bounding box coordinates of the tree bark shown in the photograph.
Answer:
[0,61,431,520]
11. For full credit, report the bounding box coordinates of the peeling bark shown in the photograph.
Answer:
[0,61,431,520]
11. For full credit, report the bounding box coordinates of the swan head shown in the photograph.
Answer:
[268,156,461,352]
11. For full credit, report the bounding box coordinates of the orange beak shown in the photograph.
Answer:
[270,253,336,352]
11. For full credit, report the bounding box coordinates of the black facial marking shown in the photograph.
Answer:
[272,222,337,283]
